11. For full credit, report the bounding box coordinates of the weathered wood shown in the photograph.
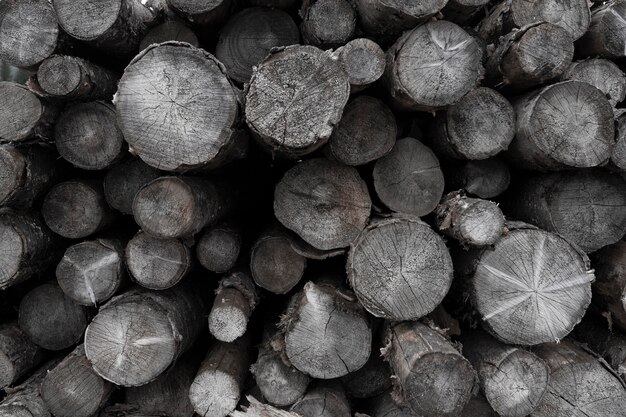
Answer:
[591,241,626,331]
[576,0,626,58]
[336,38,385,92]
[511,170,626,253]
[348,216,453,321]
[209,270,259,342]
[340,350,391,399]
[0,82,57,143]
[0,321,43,388]
[0,145,56,208]
[19,282,89,350]
[0,358,61,417]
[57,237,127,306]
[85,285,204,386]
[274,158,371,250]
[189,338,250,417]
[300,0,355,48]
[446,157,511,199]
[167,0,235,26]
[430,87,514,160]
[246,46,350,157]
[373,138,444,217]
[290,383,351,417]
[42,180,116,239]
[612,110,626,171]
[508,81,614,170]
[140,20,199,50]
[196,222,241,273]
[384,21,483,111]
[435,192,505,247]
[104,158,160,215]
[231,397,301,417]
[41,345,114,417]
[561,58,626,106]
[115,42,239,171]
[573,315,626,380]
[216,8,299,84]
[282,280,371,379]
[461,330,549,417]
[384,321,475,417]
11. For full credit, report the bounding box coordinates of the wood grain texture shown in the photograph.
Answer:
[0,145,56,208]
[300,0,356,48]
[140,20,199,50]
[196,222,241,273]
[561,58,626,107]
[0,82,55,143]
[209,270,258,342]
[576,0,626,58]
[0,321,43,388]
[336,38,385,91]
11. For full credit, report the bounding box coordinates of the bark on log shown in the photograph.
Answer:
[590,241,626,330]
[511,170,626,253]
[18,282,89,351]
[340,349,391,399]
[0,358,61,417]
[461,330,549,417]
[274,158,371,250]
[57,237,127,306]
[115,42,240,171]
[300,0,356,48]
[282,280,371,379]
[167,0,235,26]
[290,383,351,417]
[140,20,199,50]
[561,58,626,107]
[347,216,453,321]
[0,145,56,208]
[231,397,301,417]
[612,110,626,171]
[197,222,241,274]
[189,338,250,417]
[576,0,626,58]
[0,82,57,143]
[507,81,614,170]
[245,46,350,158]
[383,321,475,417]
[209,270,259,342]
[85,285,204,386]
[103,158,160,215]
[435,191,505,247]
[384,21,483,111]
[573,315,626,379]
[446,157,511,199]
[373,138,444,217]
[0,321,43,388]
[216,8,299,84]
[126,231,191,290]
[41,345,114,417]
[42,180,116,239]
[430,87,514,160]
[336,38,385,92]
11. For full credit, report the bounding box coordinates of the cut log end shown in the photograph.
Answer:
[300,0,356,47]
[250,230,306,294]
[337,38,385,89]
[252,347,310,407]
[196,223,241,273]
[562,58,626,107]
[0,82,44,143]
[209,287,251,342]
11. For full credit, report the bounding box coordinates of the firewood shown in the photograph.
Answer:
[85,285,204,386]
[57,237,127,306]
[42,180,116,239]
[340,349,391,399]
[41,344,114,417]
[209,270,258,342]
[0,82,57,143]
[0,145,56,207]
[613,111,626,171]
[383,321,475,417]
[576,0,626,58]
[103,158,160,215]
[561,58,626,106]
[300,0,356,48]
[347,216,453,320]
[18,282,89,350]
[336,38,385,92]
[115,42,239,171]
[508,81,614,170]
[290,383,351,417]
[0,358,61,417]
[139,20,199,50]
[196,222,241,274]
[573,315,626,380]
[216,8,299,84]
[445,157,511,199]
[274,158,371,250]
[167,0,235,26]
[591,241,626,331]
[0,321,43,388]
[246,46,350,157]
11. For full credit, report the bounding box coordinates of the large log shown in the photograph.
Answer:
[576,0,626,58]
[196,222,241,274]
[445,157,511,199]
[0,82,57,143]
[561,58,626,107]
[591,241,626,330]
[0,321,43,388]
[0,358,61,417]
[336,38,385,92]
[209,270,259,342]
[300,0,356,48]
[290,383,351,417]
[0,145,56,208]
[103,158,161,215]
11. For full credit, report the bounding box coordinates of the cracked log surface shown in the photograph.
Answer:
[561,58,626,107]
[300,0,356,48]
[0,82,57,143]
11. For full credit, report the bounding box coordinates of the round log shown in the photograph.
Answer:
[0,321,43,388]
[0,82,56,143]
[209,271,258,342]
[104,158,161,215]
[561,58,626,107]
[196,222,241,273]
[336,38,385,92]
[0,144,56,208]
[300,0,356,48]
[576,0,626,58]
[445,157,511,199]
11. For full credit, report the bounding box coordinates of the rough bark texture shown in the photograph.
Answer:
[591,241,626,331]
[115,42,239,171]
[508,81,614,171]
[348,216,453,321]
[300,0,356,48]
[57,237,127,306]
[340,349,392,399]
[446,157,511,199]
[140,20,199,50]
[274,158,371,250]
[167,0,236,26]
[0,321,43,388]
[576,0,626,58]
[561,58,626,107]
[282,281,371,379]
[18,282,89,351]
[196,222,241,273]
[245,46,350,158]
[384,321,475,417]
[216,8,299,84]
[336,38,385,92]
[209,270,259,342]
[0,82,57,143]
[0,144,56,208]
[290,383,351,417]
[0,358,61,417]
[103,158,161,215]
[573,315,626,380]
[85,285,204,386]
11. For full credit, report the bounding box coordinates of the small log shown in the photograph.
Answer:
[508,81,614,170]
[0,0,60,68]
[52,0,160,55]
[372,138,444,217]
[461,330,549,417]
[41,345,114,417]
[0,82,57,143]
[327,96,396,166]
[103,158,161,215]
[189,338,250,417]
[140,20,199,50]
[0,358,61,417]
[216,8,299,84]
[384,21,483,111]
[282,280,371,379]
[18,282,89,350]
[384,321,475,417]
[576,0,626,58]
[290,383,351,417]
[115,42,239,171]
[245,46,350,157]
[250,228,307,294]
[612,110,626,172]
[591,241,626,330]
[231,397,300,417]
[126,231,191,290]
[340,350,391,399]
[85,285,204,386]
[435,191,505,247]
[42,180,116,239]
[167,0,235,26]
[561,58,626,106]
[209,270,259,342]
[445,157,511,199]
[347,216,453,321]
[511,170,626,253]
[532,341,626,416]
[336,38,385,92]
[573,315,626,379]
[0,321,43,388]
[133,176,231,239]
[196,222,241,273]
[300,0,356,48]
[57,237,127,306]
[274,158,371,250]
[430,87,515,160]
[0,144,56,208]
[54,101,126,170]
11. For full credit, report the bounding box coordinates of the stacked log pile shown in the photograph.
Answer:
[0,0,626,416]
